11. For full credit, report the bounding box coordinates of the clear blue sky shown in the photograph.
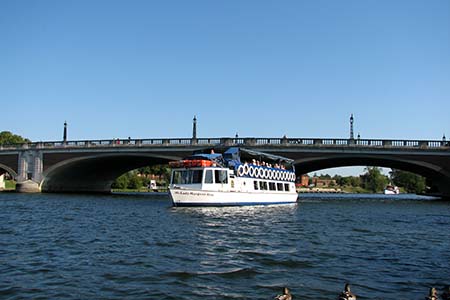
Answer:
[1,0,449,143]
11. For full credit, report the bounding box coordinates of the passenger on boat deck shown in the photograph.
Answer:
[252,159,256,165]
[281,165,286,170]
[274,163,280,169]
[262,161,267,166]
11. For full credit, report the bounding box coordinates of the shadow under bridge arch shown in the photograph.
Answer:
[293,154,450,194]
[41,154,172,193]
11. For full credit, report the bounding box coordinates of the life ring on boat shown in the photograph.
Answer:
[249,165,255,177]
[268,170,273,180]
[259,168,265,179]
[282,172,287,181]
[237,165,245,176]
[244,164,249,176]
[264,169,269,179]
[255,167,261,178]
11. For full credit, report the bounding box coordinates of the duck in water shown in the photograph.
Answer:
[338,283,356,300]
[274,287,292,300]
[425,287,439,300]
[442,286,450,300]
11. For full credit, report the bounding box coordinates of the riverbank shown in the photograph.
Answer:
[298,186,375,194]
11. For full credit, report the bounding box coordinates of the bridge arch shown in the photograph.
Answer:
[0,163,18,178]
[293,154,450,194]
[41,153,173,193]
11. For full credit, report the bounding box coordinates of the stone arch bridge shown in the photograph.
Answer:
[0,137,449,199]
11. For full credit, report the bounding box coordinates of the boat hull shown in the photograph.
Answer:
[169,188,298,207]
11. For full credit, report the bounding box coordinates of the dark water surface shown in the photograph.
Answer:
[0,193,449,300]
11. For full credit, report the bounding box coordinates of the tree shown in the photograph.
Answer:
[390,169,426,194]
[128,174,143,190]
[0,131,30,145]
[348,176,361,187]
[111,173,130,189]
[360,167,389,193]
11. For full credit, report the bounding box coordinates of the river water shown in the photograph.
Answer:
[0,192,449,300]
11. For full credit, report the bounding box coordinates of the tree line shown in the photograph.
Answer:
[0,131,30,145]
[111,165,171,190]
[315,167,426,194]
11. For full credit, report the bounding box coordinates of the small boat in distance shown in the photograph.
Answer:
[384,184,400,195]
[168,147,298,206]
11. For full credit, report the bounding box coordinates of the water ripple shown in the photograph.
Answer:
[0,193,449,299]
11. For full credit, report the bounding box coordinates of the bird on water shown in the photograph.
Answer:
[274,287,292,300]
[338,283,356,300]
[425,287,439,300]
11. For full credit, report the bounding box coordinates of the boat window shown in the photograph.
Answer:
[259,181,268,190]
[192,170,203,184]
[204,170,213,184]
[172,170,203,184]
[277,182,284,191]
[284,183,290,192]
[215,170,228,184]
[254,181,259,190]
[269,182,276,191]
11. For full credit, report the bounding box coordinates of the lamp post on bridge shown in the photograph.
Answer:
[63,121,67,144]
[349,114,355,144]
[191,116,197,144]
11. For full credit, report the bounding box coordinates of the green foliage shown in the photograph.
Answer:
[111,165,171,191]
[333,175,361,187]
[138,165,171,180]
[5,180,16,190]
[360,167,389,193]
[317,174,331,179]
[111,173,130,189]
[0,131,30,145]
[390,169,426,194]
[128,174,143,190]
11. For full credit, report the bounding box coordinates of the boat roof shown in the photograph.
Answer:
[224,147,294,164]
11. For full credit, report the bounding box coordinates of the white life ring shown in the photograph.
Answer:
[244,164,249,176]
[269,169,274,180]
[276,170,281,181]
[264,169,269,179]
[259,168,264,179]
[237,165,245,176]
[249,165,255,177]
[255,167,261,178]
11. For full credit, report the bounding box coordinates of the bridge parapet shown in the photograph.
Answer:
[0,137,449,151]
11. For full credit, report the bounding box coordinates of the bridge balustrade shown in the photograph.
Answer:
[1,137,449,151]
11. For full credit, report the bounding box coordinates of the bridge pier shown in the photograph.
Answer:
[15,150,43,193]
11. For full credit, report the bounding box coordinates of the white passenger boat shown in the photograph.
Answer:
[168,148,298,206]
[384,185,400,195]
